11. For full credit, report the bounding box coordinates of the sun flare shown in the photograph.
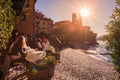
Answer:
[80,8,89,17]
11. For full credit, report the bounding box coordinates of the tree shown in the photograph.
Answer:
[0,0,15,52]
[105,0,120,72]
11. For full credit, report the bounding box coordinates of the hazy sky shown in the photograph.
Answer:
[35,0,116,36]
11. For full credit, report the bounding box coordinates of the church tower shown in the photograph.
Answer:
[72,13,82,26]
[72,13,77,24]
[78,14,82,26]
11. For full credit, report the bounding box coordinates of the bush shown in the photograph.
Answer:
[0,0,15,51]
[105,0,120,72]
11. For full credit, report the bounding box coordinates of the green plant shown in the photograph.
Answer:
[105,0,120,72]
[0,0,15,51]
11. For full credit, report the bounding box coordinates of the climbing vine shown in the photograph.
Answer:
[0,0,15,50]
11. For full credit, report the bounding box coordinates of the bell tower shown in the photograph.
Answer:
[78,14,82,26]
[72,13,77,24]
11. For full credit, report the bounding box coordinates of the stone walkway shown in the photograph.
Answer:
[51,48,120,80]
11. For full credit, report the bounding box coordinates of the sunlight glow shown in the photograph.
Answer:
[80,8,89,17]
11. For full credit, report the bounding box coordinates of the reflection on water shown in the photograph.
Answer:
[88,40,112,62]
[97,41,108,54]
[88,40,107,54]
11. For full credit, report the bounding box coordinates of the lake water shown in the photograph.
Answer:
[87,40,112,62]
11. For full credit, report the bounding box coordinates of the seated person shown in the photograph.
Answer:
[8,34,26,65]
[19,35,46,63]
[25,48,46,63]
[34,38,44,51]
[41,35,55,53]
[25,35,56,64]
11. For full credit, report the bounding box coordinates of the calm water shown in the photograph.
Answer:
[88,40,112,62]
[88,40,107,54]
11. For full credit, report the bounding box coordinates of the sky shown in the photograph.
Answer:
[35,0,116,36]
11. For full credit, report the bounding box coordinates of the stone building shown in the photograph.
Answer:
[72,13,97,44]
[54,21,75,34]
[72,13,82,26]
[34,12,53,35]
[54,13,97,44]
[13,0,37,36]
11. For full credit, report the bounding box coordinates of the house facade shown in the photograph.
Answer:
[13,0,37,36]
[34,12,54,35]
